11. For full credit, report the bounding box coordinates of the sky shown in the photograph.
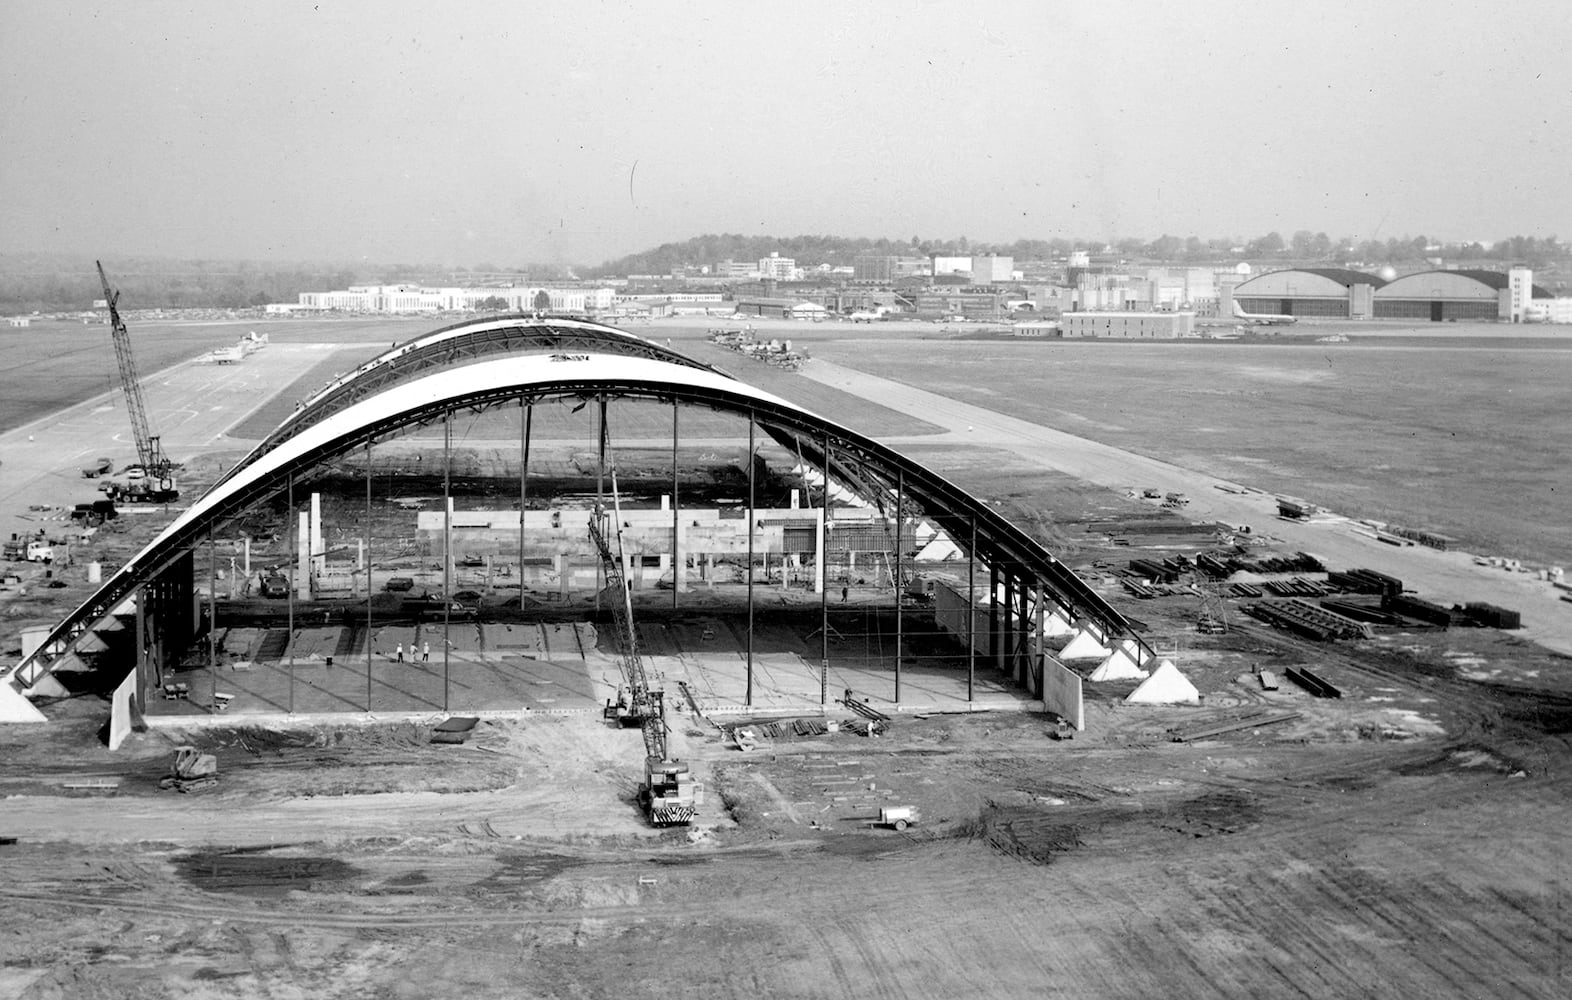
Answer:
[2,1,1569,267]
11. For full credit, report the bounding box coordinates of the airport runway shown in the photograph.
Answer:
[803,359,1572,656]
[0,344,344,544]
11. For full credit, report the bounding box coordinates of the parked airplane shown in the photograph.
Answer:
[1232,301,1297,326]
[848,309,885,323]
[207,345,244,364]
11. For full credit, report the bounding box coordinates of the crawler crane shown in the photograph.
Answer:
[96,262,178,501]
[590,414,702,825]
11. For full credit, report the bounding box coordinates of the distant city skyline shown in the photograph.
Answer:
[2,1,1568,268]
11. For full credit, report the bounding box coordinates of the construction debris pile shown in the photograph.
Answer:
[707,328,808,370]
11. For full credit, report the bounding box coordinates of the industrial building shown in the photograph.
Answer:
[1228,268,1387,320]
[911,290,1008,322]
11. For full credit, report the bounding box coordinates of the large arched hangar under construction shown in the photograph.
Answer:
[4,316,1146,728]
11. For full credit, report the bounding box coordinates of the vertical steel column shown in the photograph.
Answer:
[745,416,755,707]
[819,432,830,707]
[287,471,296,715]
[967,518,977,704]
[988,562,1000,674]
[135,589,148,717]
[519,399,530,598]
[595,396,606,611]
[208,527,217,709]
[894,469,903,705]
[1034,583,1046,698]
[1016,576,1029,685]
[672,400,680,610]
[363,442,371,713]
[442,407,452,714]
[1002,572,1014,677]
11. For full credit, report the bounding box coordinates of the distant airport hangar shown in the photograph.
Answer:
[1230,266,1546,322]
[1230,268,1387,320]
[3,317,1144,729]
[1373,269,1548,322]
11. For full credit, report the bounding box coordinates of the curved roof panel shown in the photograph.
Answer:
[1376,269,1551,298]
[1234,268,1385,297]
[1295,268,1387,287]
[216,316,725,490]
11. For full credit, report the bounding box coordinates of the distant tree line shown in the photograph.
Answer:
[588,231,1568,278]
[0,253,568,313]
[4,231,1565,314]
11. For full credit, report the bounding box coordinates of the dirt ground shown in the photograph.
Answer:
[3,594,1570,998]
[3,319,1571,997]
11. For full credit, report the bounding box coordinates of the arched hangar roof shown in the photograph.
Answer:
[1234,268,1387,297]
[1375,269,1551,300]
[8,318,1141,692]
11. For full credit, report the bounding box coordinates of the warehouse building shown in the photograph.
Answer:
[1061,312,1194,339]
[1227,268,1387,319]
[1373,268,1548,322]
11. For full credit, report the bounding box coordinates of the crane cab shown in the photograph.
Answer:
[641,756,703,826]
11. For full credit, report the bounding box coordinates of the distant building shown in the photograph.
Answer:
[931,256,971,277]
[758,252,798,280]
[1229,268,1387,319]
[295,284,614,314]
[912,291,1007,322]
[970,255,1015,284]
[732,296,808,319]
[853,255,898,283]
[1526,297,1572,323]
[1373,269,1551,322]
[1061,312,1194,339]
[1143,267,1221,310]
[713,259,759,279]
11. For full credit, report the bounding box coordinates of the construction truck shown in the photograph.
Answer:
[876,805,921,831]
[4,537,55,563]
[158,746,218,792]
[641,757,703,825]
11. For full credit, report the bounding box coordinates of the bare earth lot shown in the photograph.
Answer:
[2,314,1570,998]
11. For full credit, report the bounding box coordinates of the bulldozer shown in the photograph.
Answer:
[158,746,218,793]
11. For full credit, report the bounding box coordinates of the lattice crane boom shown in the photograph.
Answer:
[96,261,167,475]
[589,466,667,762]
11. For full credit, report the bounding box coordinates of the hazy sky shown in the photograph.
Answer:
[3,1,1569,267]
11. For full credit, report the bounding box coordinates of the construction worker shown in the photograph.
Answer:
[395,642,404,663]
[841,584,849,603]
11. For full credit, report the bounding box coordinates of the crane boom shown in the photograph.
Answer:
[589,479,667,762]
[96,261,167,475]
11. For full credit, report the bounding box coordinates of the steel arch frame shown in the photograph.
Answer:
[7,323,1144,694]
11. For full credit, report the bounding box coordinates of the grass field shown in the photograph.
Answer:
[805,335,1572,568]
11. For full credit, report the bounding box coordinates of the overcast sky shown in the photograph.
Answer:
[3,1,1568,267]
